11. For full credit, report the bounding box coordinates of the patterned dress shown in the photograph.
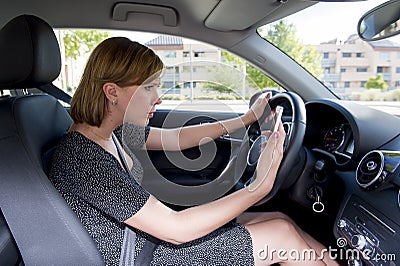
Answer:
[49,123,254,265]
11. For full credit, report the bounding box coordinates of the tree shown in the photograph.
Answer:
[262,21,322,78]
[60,30,110,89]
[365,74,388,90]
[221,20,322,89]
[203,59,260,99]
[63,30,110,60]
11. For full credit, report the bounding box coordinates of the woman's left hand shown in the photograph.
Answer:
[245,92,271,123]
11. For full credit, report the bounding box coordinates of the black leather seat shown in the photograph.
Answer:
[0,15,104,265]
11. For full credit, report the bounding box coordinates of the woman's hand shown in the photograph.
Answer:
[247,122,285,193]
[244,92,271,124]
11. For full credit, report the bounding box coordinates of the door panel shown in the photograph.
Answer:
[141,109,246,186]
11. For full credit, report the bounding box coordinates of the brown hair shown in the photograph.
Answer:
[70,37,164,127]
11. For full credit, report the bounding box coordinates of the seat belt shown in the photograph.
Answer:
[39,83,71,104]
[112,134,158,265]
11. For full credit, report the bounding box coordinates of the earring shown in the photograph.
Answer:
[112,99,118,106]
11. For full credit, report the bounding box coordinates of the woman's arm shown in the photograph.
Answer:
[144,93,271,151]
[125,123,285,245]
[144,114,251,151]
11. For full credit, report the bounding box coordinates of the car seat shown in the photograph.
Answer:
[0,14,104,265]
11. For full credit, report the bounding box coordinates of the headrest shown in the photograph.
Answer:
[0,15,61,90]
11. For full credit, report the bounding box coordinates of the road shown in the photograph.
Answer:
[159,100,400,116]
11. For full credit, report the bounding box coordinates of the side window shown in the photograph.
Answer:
[54,30,281,112]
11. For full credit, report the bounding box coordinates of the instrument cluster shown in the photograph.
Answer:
[322,123,354,163]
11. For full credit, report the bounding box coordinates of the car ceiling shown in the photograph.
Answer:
[2,0,315,49]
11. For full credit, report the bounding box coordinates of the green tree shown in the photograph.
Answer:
[263,21,322,76]
[221,20,322,89]
[221,46,276,90]
[60,30,110,89]
[203,55,245,94]
[365,74,388,90]
[63,30,110,60]
[203,60,260,99]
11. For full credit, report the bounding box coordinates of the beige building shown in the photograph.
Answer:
[146,35,222,96]
[148,34,400,99]
[317,34,400,93]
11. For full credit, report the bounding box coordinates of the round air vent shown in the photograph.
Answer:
[356,150,384,189]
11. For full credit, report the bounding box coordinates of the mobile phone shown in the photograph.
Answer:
[271,105,283,132]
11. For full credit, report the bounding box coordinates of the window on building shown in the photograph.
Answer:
[361,81,366,87]
[163,51,177,58]
[183,51,190,57]
[340,68,346,73]
[324,67,330,73]
[161,82,181,94]
[395,81,400,87]
[356,68,367,72]
[377,67,383,73]
[379,52,390,60]
[323,52,329,59]
[396,67,400,74]
[165,66,179,73]
[194,51,205,57]
[344,82,350,88]
[356,53,363,58]
[342,52,351,58]
[183,81,197,88]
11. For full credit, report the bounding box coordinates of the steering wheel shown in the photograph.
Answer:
[235,91,307,205]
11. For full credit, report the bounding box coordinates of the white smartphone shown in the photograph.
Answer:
[271,105,283,132]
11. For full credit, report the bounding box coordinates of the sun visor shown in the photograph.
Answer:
[205,0,283,31]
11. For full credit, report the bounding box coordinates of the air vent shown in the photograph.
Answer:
[356,150,384,189]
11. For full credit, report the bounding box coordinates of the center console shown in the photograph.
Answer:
[334,150,400,265]
[335,195,399,266]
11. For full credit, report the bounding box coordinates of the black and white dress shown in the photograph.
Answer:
[49,123,254,266]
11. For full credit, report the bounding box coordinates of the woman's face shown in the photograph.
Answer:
[122,79,161,126]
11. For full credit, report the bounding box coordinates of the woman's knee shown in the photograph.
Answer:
[270,217,300,239]
[270,211,291,221]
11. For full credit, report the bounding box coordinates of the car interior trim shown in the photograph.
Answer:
[358,204,396,234]
[112,3,178,26]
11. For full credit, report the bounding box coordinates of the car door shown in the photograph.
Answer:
[142,106,247,188]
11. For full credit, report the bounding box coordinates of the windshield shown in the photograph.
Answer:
[259,0,400,116]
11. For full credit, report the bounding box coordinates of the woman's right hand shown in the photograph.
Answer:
[247,122,285,194]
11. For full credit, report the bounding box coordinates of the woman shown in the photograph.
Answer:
[49,37,335,266]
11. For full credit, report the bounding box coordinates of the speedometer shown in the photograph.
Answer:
[323,125,345,152]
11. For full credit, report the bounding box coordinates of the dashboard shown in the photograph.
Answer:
[305,99,399,167]
[304,101,358,168]
[300,99,400,266]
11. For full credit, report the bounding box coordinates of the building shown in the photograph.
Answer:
[146,35,222,97]
[317,34,400,93]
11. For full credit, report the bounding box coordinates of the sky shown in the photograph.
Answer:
[268,0,400,45]
[116,0,400,46]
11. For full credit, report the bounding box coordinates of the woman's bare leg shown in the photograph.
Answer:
[238,212,326,250]
[238,212,338,266]
[245,217,325,265]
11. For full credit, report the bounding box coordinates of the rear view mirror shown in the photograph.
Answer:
[357,0,400,41]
